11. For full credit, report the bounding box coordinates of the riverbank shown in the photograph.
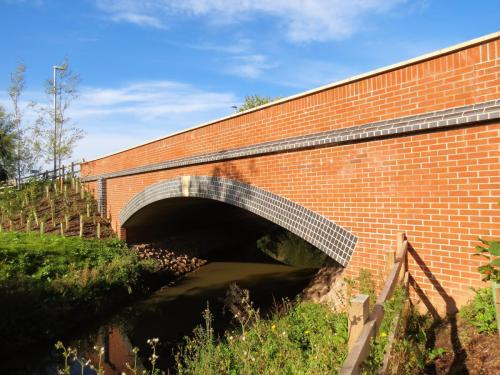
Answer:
[0,232,157,356]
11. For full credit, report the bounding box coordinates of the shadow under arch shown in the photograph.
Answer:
[119,176,357,266]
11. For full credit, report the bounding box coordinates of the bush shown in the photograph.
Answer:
[459,287,497,334]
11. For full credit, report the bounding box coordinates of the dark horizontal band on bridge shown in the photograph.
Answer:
[82,99,500,182]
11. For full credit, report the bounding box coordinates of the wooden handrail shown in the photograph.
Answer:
[340,234,408,375]
[17,160,83,185]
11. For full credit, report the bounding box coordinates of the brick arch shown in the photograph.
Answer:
[119,176,357,266]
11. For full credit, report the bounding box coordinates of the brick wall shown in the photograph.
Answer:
[82,35,500,313]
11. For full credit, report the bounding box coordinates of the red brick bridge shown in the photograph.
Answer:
[81,32,500,313]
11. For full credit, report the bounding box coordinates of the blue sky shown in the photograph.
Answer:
[0,0,498,164]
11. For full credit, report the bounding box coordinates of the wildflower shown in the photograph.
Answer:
[305,330,309,334]
[380,331,387,337]
[242,336,246,341]
[132,347,140,354]
[271,324,276,331]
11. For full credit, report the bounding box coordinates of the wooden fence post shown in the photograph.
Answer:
[385,249,395,277]
[397,232,407,282]
[348,294,370,350]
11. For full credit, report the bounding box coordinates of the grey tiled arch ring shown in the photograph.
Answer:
[119,176,357,266]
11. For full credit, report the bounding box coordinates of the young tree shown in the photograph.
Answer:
[0,106,16,183]
[8,63,37,184]
[236,95,282,112]
[33,59,84,174]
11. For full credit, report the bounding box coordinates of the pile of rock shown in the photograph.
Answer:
[133,243,207,277]
[301,262,347,312]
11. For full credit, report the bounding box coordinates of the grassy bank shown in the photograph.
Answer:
[0,231,156,354]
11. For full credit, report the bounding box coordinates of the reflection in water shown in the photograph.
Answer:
[13,262,316,374]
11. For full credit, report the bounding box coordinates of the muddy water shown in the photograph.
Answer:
[17,261,316,374]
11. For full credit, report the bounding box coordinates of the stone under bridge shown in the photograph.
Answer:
[81,32,500,313]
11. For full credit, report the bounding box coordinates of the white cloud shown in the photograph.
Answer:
[95,0,406,42]
[226,54,279,79]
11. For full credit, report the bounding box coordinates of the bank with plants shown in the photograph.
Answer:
[0,231,157,354]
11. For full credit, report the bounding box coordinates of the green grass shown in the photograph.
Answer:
[175,300,349,374]
[0,231,156,353]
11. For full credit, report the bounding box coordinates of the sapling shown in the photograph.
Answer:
[60,222,64,236]
[50,200,55,226]
[45,184,50,199]
[39,220,45,234]
[33,208,39,226]
[97,221,101,239]
[79,214,84,237]
[26,218,31,232]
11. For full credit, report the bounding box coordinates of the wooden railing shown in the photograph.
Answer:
[17,161,82,185]
[340,233,409,375]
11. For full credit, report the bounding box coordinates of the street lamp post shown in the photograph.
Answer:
[53,65,66,178]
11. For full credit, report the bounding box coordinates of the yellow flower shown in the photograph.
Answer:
[305,330,310,334]
[271,324,276,331]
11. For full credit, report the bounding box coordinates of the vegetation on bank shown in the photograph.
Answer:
[0,231,156,353]
[0,178,113,238]
[175,299,348,374]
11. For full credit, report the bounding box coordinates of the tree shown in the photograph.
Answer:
[236,95,282,112]
[8,63,37,183]
[0,106,16,183]
[33,59,84,174]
